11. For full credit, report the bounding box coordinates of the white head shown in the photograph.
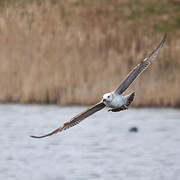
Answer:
[102,92,113,104]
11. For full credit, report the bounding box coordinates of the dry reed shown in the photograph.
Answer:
[0,0,179,107]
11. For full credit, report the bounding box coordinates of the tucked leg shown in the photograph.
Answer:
[108,105,128,112]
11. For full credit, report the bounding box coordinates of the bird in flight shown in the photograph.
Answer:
[31,35,166,138]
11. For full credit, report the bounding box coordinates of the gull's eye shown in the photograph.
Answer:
[107,96,110,98]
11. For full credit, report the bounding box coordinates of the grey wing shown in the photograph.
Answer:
[114,34,166,95]
[30,101,105,138]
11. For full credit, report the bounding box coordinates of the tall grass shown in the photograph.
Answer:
[0,0,179,106]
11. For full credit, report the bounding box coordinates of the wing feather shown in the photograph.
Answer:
[114,34,166,95]
[30,101,105,138]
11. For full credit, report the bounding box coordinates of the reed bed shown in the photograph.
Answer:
[0,0,179,107]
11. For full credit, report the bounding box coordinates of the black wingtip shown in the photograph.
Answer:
[30,135,45,139]
[158,34,167,48]
[30,128,60,139]
[162,33,167,43]
[30,134,54,139]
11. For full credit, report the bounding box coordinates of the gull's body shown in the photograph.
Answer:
[103,92,133,108]
[31,35,166,139]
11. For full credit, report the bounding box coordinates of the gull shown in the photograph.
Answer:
[31,35,166,138]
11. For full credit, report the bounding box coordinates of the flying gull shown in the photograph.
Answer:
[31,35,166,138]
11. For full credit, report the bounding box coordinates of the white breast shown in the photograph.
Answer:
[107,95,125,108]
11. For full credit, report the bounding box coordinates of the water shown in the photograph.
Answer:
[0,104,180,180]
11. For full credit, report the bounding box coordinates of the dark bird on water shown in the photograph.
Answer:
[129,127,138,133]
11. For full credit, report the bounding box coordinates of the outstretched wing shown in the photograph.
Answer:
[114,34,166,95]
[30,101,105,138]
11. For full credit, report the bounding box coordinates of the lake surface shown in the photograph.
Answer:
[0,104,180,180]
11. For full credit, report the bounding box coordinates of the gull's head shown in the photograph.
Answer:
[103,92,113,104]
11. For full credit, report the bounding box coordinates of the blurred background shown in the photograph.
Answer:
[0,0,179,106]
[0,1,180,180]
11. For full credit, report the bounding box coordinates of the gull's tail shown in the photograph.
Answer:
[125,92,135,106]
